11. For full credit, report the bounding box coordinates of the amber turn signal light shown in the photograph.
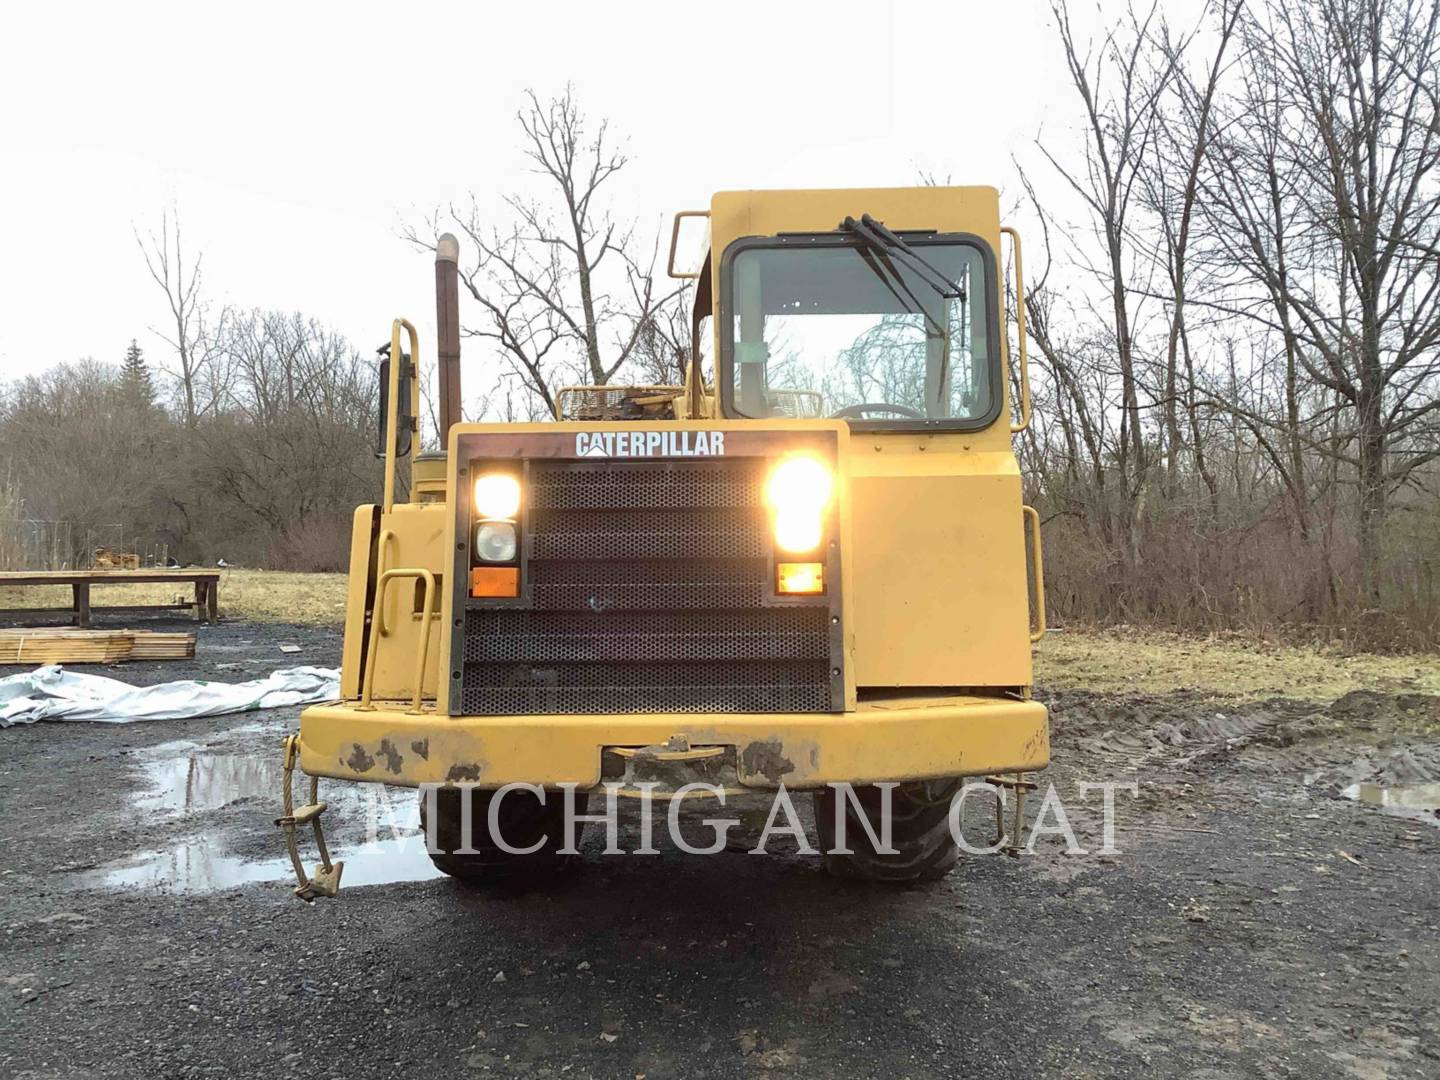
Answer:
[776,561,824,595]
[470,566,519,598]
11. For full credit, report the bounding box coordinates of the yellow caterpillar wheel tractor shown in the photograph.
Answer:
[275,185,1048,900]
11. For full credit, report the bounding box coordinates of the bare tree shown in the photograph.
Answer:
[1200,0,1440,600]
[1034,0,1181,570]
[135,208,228,428]
[408,87,684,417]
[1140,0,1240,504]
[0,360,179,566]
[1008,0,1440,642]
[629,282,694,387]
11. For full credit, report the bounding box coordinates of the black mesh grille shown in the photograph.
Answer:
[529,522,767,561]
[464,609,830,663]
[530,558,766,584]
[530,464,762,510]
[459,458,835,715]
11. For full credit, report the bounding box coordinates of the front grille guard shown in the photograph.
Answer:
[450,452,843,717]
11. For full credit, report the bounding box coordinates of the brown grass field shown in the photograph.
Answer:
[3,569,1437,703]
[0,569,348,627]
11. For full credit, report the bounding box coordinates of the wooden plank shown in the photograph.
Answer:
[0,570,221,586]
[0,628,196,664]
[129,633,196,660]
[86,603,198,612]
[0,629,132,664]
[0,604,198,617]
[87,604,200,613]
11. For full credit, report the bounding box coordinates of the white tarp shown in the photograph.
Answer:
[0,665,340,727]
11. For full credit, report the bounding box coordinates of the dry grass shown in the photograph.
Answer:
[211,570,349,624]
[5,570,1435,702]
[0,569,348,626]
[1035,626,1440,702]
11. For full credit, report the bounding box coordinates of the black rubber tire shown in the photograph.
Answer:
[814,778,963,882]
[418,787,586,882]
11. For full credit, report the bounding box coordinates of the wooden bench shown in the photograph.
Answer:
[0,569,221,628]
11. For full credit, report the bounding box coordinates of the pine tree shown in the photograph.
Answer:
[119,339,154,407]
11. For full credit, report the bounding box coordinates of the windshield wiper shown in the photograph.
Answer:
[841,220,945,339]
[841,214,967,302]
[841,214,963,417]
[851,243,931,325]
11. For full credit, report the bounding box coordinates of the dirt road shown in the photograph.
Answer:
[1,623,1437,1078]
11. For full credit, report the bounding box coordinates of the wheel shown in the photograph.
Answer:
[814,779,963,882]
[418,787,586,882]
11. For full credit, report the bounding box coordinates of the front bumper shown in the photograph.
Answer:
[297,694,1049,789]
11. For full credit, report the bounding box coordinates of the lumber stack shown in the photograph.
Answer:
[0,628,196,665]
[126,631,197,660]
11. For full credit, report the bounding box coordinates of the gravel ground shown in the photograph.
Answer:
[1,621,1437,1078]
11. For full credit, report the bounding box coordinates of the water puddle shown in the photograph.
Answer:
[81,735,826,893]
[81,737,444,892]
[89,833,444,892]
[138,751,279,813]
[1342,781,1440,827]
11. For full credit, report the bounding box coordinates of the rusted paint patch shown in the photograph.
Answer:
[446,762,483,782]
[377,739,404,775]
[410,739,430,760]
[740,739,795,783]
[345,743,376,773]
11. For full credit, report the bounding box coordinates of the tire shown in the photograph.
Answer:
[418,787,586,882]
[814,778,963,882]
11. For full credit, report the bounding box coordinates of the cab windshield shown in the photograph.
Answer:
[719,235,999,428]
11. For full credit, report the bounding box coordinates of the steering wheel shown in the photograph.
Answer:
[831,402,924,420]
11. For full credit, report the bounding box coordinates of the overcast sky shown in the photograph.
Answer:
[1,0,1125,385]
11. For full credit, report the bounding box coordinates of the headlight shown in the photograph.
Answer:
[766,456,831,554]
[475,522,518,563]
[774,510,823,553]
[765,456,832,510]
[473,472,521,520]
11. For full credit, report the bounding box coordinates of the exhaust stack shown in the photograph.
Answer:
[435,233,462,444]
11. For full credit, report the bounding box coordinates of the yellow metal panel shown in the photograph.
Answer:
[850,446,1032,687]
[340,505,377,700]
[298,693,1048,790]
[709,185,1002,246]
[364,502,448,703]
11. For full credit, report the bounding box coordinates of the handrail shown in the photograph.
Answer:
[1001,226,1031,434]
[375,529,396,638]
[1022,505,1046,642]
[382,318,421,512]
[357,567,436,714]
[667,210,710,280]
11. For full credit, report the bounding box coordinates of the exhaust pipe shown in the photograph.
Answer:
[435,233,462,444]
